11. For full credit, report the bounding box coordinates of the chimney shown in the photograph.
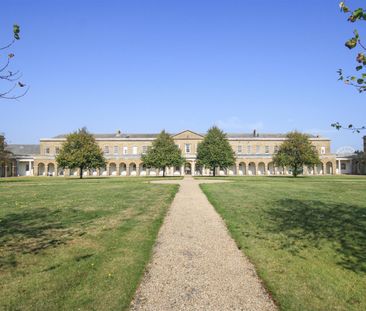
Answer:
[253,129,256,137]
[116,130,121,137]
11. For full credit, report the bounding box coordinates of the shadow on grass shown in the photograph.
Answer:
[0,208,109,269]
[266,199,366,273]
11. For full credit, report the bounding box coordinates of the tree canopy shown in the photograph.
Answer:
[333,2,365,132]
[56,128,106,179]
[0,134,12,169]
[1,24,27,100]
[141,130,184,177]
[338,2,366,93]
[273,131,320,177]
[196,126,235,176]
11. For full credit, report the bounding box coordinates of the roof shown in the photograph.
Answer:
[52,132,319,139]
[6,144,40,156]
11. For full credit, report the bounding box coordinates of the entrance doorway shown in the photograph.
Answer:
[185,163,192,175]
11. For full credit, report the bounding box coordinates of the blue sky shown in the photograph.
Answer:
[1,0,365,151]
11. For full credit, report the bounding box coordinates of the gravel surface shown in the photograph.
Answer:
[130,177,277,311]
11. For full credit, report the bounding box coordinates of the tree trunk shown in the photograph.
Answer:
[293,165,297,177]
[213,166,216,177]
[163,166,165,177]
[80,167,83,179]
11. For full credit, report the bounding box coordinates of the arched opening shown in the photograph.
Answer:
[248,162,256,175]
[306,165,314,175]
[140,164,147,176]
[326,162,333,175]
[119,163,127,176]
[258,162,265,175]
[227,165,236,176]
[71,168,80,176]
[239,162,246,175]
[57,166,64,176]
[129,163,137,176]
[268,162,275,175]
[174,165,181,176]
[316,163,323,175]
[195,164,203,176]
[99,166,107,176]
[185,163,192,175]
[109,163,117,176]
[90,168,98,176]
[38,163,45,176]
[149,167,157,176]
[277,166,284,175]
[47,163,55,176]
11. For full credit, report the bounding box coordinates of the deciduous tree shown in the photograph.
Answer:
[0,134,12,176]
[273,131,320,177]
[141,130,184,177]
[56,128,106,179]
[196,126,235,177]
[1,24,27,99]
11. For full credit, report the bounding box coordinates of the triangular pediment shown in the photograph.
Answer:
[172,130,203,140]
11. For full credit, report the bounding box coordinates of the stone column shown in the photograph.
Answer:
[136,164,140,176]
[181,165,185,176]
[338,160,341,174]
[55,164,58,176]
[126,164,130,176]
[192,162,196,176]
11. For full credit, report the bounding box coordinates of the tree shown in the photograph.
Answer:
[1,24,28,99]
[338,2,366,93]
[196,126,235,177]
[273,131,320,177]
[56,128,106,179]
[141,130,184,177]
[0,134,12,176]
[333,3,366,132]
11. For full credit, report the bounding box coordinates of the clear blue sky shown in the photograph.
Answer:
[1,0,365,151]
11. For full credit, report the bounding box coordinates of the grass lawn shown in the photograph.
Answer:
[200,176,366,311]
[0,176,179,311]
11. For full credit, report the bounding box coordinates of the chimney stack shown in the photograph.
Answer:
[253,129,256,137]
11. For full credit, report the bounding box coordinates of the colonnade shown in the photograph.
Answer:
[34,159,337,177]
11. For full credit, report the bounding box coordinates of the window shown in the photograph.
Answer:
[55,147,60,155]
[104,146,109,154]
[274,145,279,153]
[185,144,191,153]
[142,146,148,154]
[114,146,118,155]
[256,145,260,154]
[341,163,346,170]
[237,145,242,153]
[321,146,326,154]
[265,146,270,154]
[247,145,251,154]
[132,146,138,154]
[45,147,50,155]
[123,146,128,154]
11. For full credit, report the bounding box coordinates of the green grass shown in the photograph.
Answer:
[200,175,366,311]
[0,176,179,311]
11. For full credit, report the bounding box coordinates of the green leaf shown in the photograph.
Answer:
[357,78,364,84]
[345,37,357,49]
[13,24,20,40]
[356,65,363,71]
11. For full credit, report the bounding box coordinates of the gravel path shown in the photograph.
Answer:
[130,176,277,311]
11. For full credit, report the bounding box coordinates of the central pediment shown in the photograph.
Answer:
[172,130,204,140]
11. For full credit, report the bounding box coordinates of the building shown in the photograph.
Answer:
[6,130,363,178]
[0,144,39,177]
[2,129,338,177]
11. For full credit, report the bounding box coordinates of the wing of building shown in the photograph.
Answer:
[2,130,365,177]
